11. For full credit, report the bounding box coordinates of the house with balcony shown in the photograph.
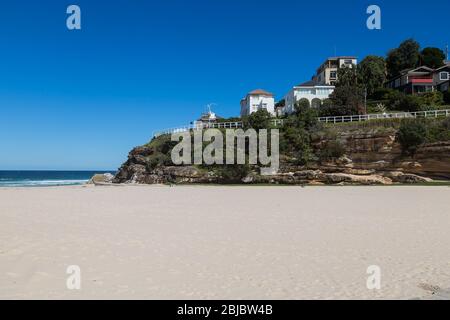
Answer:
[312,56,358,86]
[386,66,435,94]
[386,64,450,94]
[282,81,335,115]
[240,89,276,118]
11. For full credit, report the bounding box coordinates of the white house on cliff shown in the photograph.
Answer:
[283,81,335,115]
[282,56,357,115]
[240,89,275,117]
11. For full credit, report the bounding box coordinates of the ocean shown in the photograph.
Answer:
[0,171,116,187]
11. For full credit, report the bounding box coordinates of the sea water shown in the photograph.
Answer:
[0,171,115,187]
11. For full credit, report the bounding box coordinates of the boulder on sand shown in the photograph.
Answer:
[88,173,115,185]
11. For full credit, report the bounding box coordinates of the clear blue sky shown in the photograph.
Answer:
[1,0,449,170]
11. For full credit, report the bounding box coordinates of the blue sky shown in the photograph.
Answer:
[1,0,449,170]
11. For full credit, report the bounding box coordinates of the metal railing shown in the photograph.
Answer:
[153,109,450,137]
[153,121,243,137]
[318,109,450,124]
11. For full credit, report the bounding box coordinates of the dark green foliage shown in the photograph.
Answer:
[242,109,273,130]
[397,118,450,155]
[397,95,424,112]
[144,134,179,169]
[291,101,319,130]
[279,102,320,165]
[426,117,450,142]
[280,126,314,165]
[386,39,420,78]
[421,91,444,107]
[336,66,358,87]
[371,88,396,101]
[321,98,333,109]
[397,120,428,155]
[357,56,387,96]
[295,98,310,113]
[420,47,445,69]
[326,86,365,116]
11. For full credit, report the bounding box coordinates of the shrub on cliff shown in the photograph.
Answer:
[327,85,365,116]
[280,126,314,165]
[397,120,428,155]
[242,109,273,130]
[144,134,178,169]
[427,117,450,142]
[280,103,320,165]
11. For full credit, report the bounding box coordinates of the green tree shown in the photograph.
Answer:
[386,39,420,78]
[420,47,445,69]
[292,100,318,130]
[357,56,386,96]
[397,95,424,112]
[242,109,272,130]
[421,91,444,107]
[294,98,310,114]
[336,65,358,87]
[328,86,365,115]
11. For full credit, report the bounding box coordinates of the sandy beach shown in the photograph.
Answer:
[0,185,449,300]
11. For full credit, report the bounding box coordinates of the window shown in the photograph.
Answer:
[440,72,449,81]
[343,59,353,65]
[330,71,337,79]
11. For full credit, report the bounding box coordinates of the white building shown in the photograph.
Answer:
[240,89,276,118]
[283,81,335,115]
[313,56,358,86]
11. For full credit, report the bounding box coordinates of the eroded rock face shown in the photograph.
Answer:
[113,128,449,185]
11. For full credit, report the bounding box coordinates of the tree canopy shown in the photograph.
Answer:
[420,47,445,69]
[386,39,420,78]
[357,56,386,96]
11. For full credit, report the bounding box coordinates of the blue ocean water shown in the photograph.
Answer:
[0,171,116,187]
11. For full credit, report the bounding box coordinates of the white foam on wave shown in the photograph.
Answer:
[0,179,89,187]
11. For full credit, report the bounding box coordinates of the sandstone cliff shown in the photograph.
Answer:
[113,126,450,185]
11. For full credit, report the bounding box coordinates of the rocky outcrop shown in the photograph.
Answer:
[88,173,115,185]
[113,127,450,186]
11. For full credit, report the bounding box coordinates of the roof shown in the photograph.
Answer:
[435,64,450,71]
[400,66,434,75]
[296,80,318,87]
[295,80,335,88]
[247,89,274,96]
[326,56,357,60]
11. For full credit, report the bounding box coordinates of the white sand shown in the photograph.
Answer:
[0,185,449,300]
